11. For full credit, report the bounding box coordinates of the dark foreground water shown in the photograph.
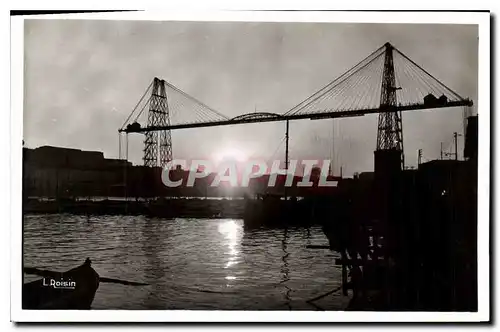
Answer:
[23,215,349,310]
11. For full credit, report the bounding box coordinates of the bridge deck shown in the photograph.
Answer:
[120,100,472,133]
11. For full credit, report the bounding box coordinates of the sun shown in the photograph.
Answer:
[213,147,248,164]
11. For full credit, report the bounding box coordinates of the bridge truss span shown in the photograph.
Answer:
[118,42,473,168]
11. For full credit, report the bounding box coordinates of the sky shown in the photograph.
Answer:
[23,20,478,176]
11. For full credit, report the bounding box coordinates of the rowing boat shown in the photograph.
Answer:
[23,258,100,310]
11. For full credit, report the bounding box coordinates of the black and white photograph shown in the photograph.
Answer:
[9,10,490,323]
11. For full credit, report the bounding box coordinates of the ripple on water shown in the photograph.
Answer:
[23,215,349,310]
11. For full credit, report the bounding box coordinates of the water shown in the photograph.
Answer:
[23,215,349,310]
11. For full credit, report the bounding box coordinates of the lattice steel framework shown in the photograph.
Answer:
[120,43,473,173]
[143,78,173,167]
[376,42,404,168]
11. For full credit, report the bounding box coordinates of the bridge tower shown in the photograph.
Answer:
[376,42,404,170]
[143,77,173,167]
[374,43,405,267]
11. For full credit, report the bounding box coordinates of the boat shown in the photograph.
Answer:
[242,119,341,229]
[243,193,311,229]
[23,258,100,310]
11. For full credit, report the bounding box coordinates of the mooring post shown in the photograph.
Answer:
[342,263,348,296]
[284,120,289,201]
[341,251,349,296]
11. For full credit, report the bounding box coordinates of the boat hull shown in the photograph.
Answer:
[23,260,100,310]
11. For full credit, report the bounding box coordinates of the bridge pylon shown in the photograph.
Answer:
[376,42,404,170]
[143,77,173,168]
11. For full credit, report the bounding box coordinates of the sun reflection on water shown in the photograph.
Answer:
[217,220,242,282]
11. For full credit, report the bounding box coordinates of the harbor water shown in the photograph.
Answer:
[23,215,349,310]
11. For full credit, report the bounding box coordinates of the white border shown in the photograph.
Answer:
[13,10,489,24]
[10,11,490,323]
[10,14,24,324]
